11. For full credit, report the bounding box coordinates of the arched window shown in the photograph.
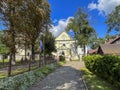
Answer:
[62,51,65,55]
[63,44,65,46]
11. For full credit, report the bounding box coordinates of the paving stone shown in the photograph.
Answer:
[29,61,88,90]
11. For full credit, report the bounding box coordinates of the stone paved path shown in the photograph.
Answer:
[29,61,88,90]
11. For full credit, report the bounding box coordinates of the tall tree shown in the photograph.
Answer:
[0,0,51,75]
[18,0,51,62]
[106,5,120,33]
[14,0,51,70]
[90,38,105,49]
[66,8,96,55]
[0,0,22,76]
[44,31,56,55]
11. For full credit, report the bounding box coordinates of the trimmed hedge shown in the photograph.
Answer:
[0,64,58,90]
[83,55,120,87]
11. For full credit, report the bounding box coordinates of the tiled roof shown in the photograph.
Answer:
[88,48,98,54]
[98,44,120,55]
[105,35,120,44]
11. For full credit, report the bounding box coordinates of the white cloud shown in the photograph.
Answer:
[88,0,120,15]
[50,17,73,37]
[88,3,97,10]
[53,19,58,24]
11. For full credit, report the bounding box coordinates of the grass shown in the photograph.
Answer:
[0,59,9,67]
[81,68,119,90]
[0,59,50,69]
[0,63,60,90]
[0,59,21,64]
[0,61,66,79]
[0,59,22,69]
[0,65,38,79]
[0,59,9,63]
[58,61,66,66]
[0,72,7,79]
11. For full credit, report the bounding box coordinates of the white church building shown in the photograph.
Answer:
[55,31,87,61]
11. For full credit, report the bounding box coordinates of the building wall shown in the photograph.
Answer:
[15,44,31,60]
[55,32,86,61]
[55,32,75,57]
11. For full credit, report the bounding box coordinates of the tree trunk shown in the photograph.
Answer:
[39,53,41,67]
[31,44,35,62]
[8,53,12,76]
[28,56,31,71]
[25,44,27,62]
[12,53,16,65]
[2,54,4,66]
[11,33,16,65]
[24,36,28,63]
[11,5,16,65]
[83,44,86,56]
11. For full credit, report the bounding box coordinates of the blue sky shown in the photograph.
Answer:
[0,0,120,38]
[48,0,120,38]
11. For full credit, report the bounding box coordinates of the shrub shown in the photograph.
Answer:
[83,55,102,72]
[83,55,120,87]
[59,55,65,61]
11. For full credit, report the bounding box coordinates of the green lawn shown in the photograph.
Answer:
[0,59,43,70]
[0,59,9,65]
[0,65,38,79]
[58,61,66,66]
[0,61,65,79]
[0,59,9,69]
[0,59,22,69]
[0,72,7,79]
[81,68,119,90]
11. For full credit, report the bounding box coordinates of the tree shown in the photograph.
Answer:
[0,0,22,76]
[0,31,9,54]
[0,0,51,75]
[0,31,9,66]
[106,5,120,32]
[16,0,51,63]
[90,38,105,49]
[44,31,56,55]
[66,8,96,55]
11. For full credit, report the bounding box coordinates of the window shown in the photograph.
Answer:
[63,44,66,46]
[62,51,65,55]
[80,48,84,52]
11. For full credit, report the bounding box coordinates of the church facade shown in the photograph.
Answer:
[55,31,86,61]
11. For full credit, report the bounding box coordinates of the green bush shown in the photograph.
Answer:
[83,55,120,87]
[0,63,58,90]
[83,55,102,72]
[59,55,65,61]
